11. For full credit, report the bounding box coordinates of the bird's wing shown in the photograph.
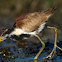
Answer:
[14,8,56,32]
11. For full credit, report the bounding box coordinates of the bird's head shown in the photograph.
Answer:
[0,27,21,42]
[0,36,6,42]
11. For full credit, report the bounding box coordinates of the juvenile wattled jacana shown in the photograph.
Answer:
[0,8,62,60]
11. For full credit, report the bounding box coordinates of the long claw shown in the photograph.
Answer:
[56,45,62,50]
[43,26,62,59]
[42,48,55,59]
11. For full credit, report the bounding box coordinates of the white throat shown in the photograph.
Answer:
[10,28,24,36]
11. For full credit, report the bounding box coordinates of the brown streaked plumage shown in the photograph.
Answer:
[15,8,56,32]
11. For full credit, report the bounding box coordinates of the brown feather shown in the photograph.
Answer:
[15,8,56,32]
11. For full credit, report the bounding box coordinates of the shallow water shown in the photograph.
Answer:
[0,39,62,62]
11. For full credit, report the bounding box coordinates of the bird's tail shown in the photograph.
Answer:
[41,7,56,15]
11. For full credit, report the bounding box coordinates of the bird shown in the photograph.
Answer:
[0,8,56,41]
[0,8,62,60]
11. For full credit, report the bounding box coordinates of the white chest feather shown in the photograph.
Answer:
[9,28,36,36]
[11,28,24,35]
[9,22,46,36]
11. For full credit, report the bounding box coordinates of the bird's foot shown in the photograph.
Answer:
[43,48,56,59]
[43,45,62,59]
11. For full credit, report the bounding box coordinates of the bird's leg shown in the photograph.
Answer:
[43,26,62,59]
[34,35,45,60]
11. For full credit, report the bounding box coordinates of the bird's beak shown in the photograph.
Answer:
[0,37,2,42]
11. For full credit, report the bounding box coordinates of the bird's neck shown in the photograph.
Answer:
[2,27,15,38]
[3,27,23,38]
[9,28,24,36]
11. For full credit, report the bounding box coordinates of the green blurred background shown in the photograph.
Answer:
[0,0,62,41]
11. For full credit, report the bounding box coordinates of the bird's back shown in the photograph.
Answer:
[15,8,56,32]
